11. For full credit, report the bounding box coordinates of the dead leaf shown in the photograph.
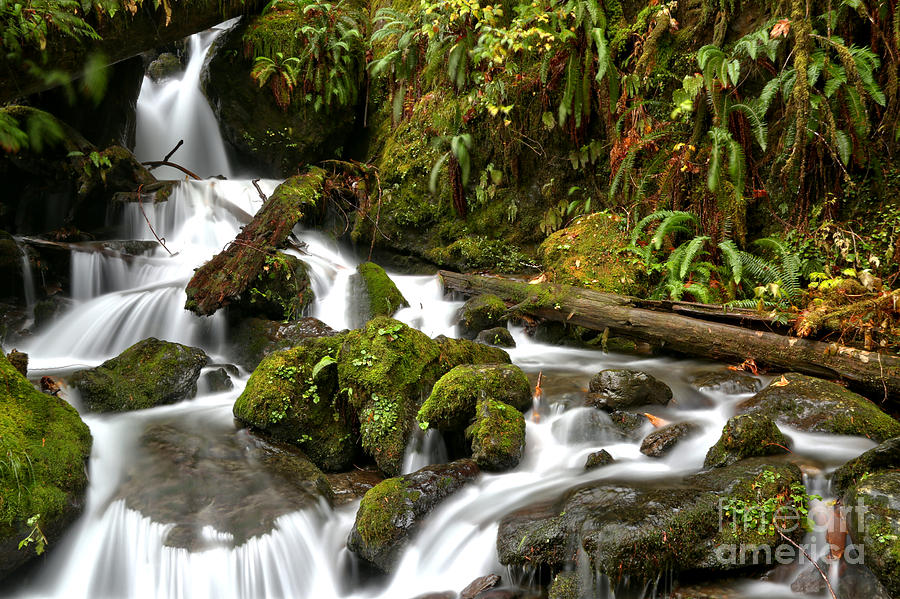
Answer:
[772,374,790,387]
[771,19,791,38]
[644,413,669,428]
[528,273,547,285]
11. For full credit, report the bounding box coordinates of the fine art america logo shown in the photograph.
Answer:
[714,497,866,566]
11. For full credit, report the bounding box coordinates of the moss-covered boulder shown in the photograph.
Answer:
[497,459,805,581]
[539,212,643,294]
[234,252,313,321]
[457,294,508,339]
[844,471,900,597]
[704,414,791,469]
[0,350,92,581]
[475,326,515,348]
[417,364,532,433]
[348,262,409,326]
[233,335,354,472]
[347,459,480,572]
[586,369,673,411]
[70,338,208,412]
[640,422,700,457]
[229,316,337,371]
[433,335,511,367]
[468,399,526,471]
[736,373,900,442]
[832,437,900,496]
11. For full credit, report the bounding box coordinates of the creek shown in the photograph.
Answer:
[5,23,880,599]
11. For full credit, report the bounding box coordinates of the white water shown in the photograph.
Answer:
[8,26,883,599]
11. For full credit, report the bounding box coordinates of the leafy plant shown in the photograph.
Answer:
[17,514,47,555]
[429,133,473,216]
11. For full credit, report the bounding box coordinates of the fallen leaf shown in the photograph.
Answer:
[644,413,669,428]
[772,374,790,387]
[771,19,791,38]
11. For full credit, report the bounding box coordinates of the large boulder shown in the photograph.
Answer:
[703,414,791,469]
[457,294,508,340]
[70,337,208,412]
[0,350,92,581]
[497,459,805,581]
[229,316,337,371]
[832,437,900,496]
[469,399,526,471]
[348,262,409,327]
[586,369,673,411]
[417,364,531,432]
[844,471,900,597]
[736,373,900,442]
[347,459,480,572]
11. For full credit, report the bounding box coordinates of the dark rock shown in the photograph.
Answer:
[844,471,900,597]
[608,410,650,435]
[703,413,791,469]
[586,369,673,411]
[832,437,900,495]
[348,459,480,572]
[457,294,508,339]
[325,468,384,506]
[230,316,337,371]
[6,349,26,377]
[475,327,515,348]
[640,422,700,457]
[147,52,183,81]
[551,407,628,445]
[0,233,25,305]
[837,562,892,599]
[70,337,208,412]
[201,367,233,393]
[348,262,409,326]
[584,449,614,470]
[691,370,762,395]
[469,399,526,471]
[32,296,72,330]
[461,574,501,599]
[737,373,900,442]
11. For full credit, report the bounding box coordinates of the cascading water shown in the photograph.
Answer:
[8,24,883,599]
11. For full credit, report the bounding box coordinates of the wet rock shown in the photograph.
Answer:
[551,407,628,445]
[348,459,480,572]
[469,399,526,471]
[475,327,515,348]
[418,364,532,433]
[837,561,893,599]
[234,252,313,321]
[737,373,900,442]
[348,262,409,326]
[0,233,25,305]
[32,296,72,330]
[548,571,581,599]
[147,52,182,81]
[230,316,337,371]
[691,370,762,395]
[434,335,511,367]
[201,367,233,393]
[70,337,208,412]
[0,351,92,582]
[325,468,384,506]
[832,437,900,495]
[497,459,803,580]
[844,471,900,597]
[457,294,508,339]
[6,349,26,377]
[0,302,28,345]
[118,422,332,550]
[586,369,672,411]
[640,422,700,457]
[461,574,501,598]
[608,410,650,435]
[703,413,791,469]
[584,449,614,470]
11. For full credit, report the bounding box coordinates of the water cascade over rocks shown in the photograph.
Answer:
[4,23,896,599]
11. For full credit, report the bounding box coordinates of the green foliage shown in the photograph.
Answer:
[17,514,47,555]
[721,470,820,537]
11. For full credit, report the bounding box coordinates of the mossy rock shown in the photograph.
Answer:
[844,471,900,597]
[433,334,511,367]
[539,212,643,294]
[417,364,532,433]
[235,252,313,321]
[468,399,526,471]
[704,413,791,469]
[70,338,208,412]
[229,316,337,371]
[832,437,900,496]
[548,571,582,599]
[475,326,515,348]
[348,262,409,326]
[6,350,26,377]
[587,369,673,411]
[456,294,508,339]
[0,350,92,581]
[347,459,480,572]
[147,52,182,82]
[736,373,900,442]
[233,335,355,472]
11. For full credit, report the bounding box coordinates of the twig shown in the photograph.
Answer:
[137,185,174,256]
[252,178,268,202]
[164,140,184,163]
[367,169,383,261]
[141,160,202,180]
[775,527,837,599]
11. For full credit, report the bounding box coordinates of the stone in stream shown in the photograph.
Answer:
[690,369,762,395]
[347,459,481,572]
[460,573,501,598]
[736,372,900,442]
[584,449,615,470]
[703,413,791,469]
[475,326,516,348]
[640,422,700,457]
[325,467,384,506]
[229,315,337,372]
[347,262,409,327]
[70,337,208,412]
[842,470,900,597]
[608,410,650,435]
[456,294,508,340]
[831,436,900,495]
[468,399,526,471]
[551,407,630,445]
[0,349,92,582]
[586,369,673,411]
[201,367,233,393]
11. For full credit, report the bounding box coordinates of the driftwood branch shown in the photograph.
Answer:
[163,140,184,163]
[137,184,173,256]
[141,160,203,181]
[252,178,268,202]
[776,528,837,599]
[439,271,900,399]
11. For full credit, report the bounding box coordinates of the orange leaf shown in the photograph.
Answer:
[771,19,791,38]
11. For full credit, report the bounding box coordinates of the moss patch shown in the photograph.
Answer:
[468,398,526,471]
[703,413,791,469]
[457,294,508,339]
[351,262,409,322]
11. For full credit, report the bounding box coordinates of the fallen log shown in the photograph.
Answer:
[439,271,900,400]
[185,167,326,316]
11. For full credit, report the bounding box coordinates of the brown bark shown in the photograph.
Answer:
[439,270,900,400]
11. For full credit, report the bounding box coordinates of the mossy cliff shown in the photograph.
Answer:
[0,350,92,581]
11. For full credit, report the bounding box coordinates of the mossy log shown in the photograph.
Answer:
[185,167,325,316]
[439,270,900,399]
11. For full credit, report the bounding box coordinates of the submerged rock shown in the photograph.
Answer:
[230,316,337,371]
[608,410,650,436]
[703,413,791,469]
[832,437,900,495]
[325,468,384,506]
[70,337,208,412]
[640,422,700,457]
[475,327,516,348]
[0,350,92,581]
[736,373,900,442]
[457,294,508,339]
[551,407,628,445]
[586,369,672,411]
[348,262,409,326]
[691,370,762,395]
[347,459,480,572]
[469,399,526,471]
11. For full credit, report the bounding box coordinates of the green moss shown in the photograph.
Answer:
[353,476,418,549]
[242,253,313,320]
[233,335,355,471]
[0,350,92,560]
[703,413,790,469]
[433,335,511,368]
[354,262,409,319]
[548,571,581,599]
[457,294,508,338]
[468,398,526,471]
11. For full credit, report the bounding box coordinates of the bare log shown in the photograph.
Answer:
[184,167,326,316]
[439,271,900,400]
